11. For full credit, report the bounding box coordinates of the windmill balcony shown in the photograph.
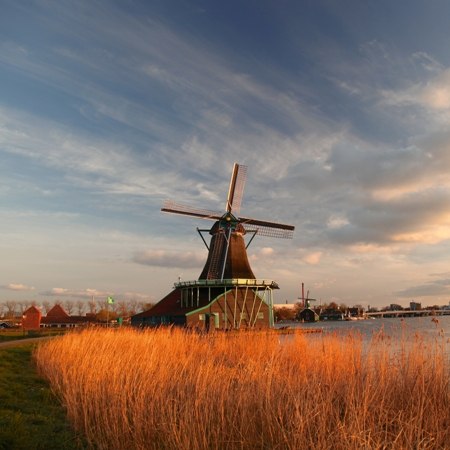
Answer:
[174,278,279,289]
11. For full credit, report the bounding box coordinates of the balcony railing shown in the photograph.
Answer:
[174,278,279,289]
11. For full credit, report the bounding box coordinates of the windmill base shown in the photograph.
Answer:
[131,279,278,330]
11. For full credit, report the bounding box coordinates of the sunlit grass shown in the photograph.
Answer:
[34,328,450,449]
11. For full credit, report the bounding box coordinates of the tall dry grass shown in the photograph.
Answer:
[34,327,450,450]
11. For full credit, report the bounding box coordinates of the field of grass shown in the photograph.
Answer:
[34,328,450,449]
[0,345,85,449]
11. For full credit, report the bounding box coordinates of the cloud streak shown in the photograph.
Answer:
[1,283,35,291]
[133,249,206,269]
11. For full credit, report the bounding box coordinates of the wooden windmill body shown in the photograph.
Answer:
[131,163,295,330]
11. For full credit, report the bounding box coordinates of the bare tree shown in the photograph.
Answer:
[42,300,52,314]
[97,299,107,312]
[116,300,128,318]
[98,298,117,313]
[88,298,97,314]
[64,300,75,315]
[76,300,85,316]
[0,302,5,318]
[127,299,138,316]
[5,301,17,318]
[16,301,31,314]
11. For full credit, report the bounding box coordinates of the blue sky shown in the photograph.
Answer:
[1,0,450,307]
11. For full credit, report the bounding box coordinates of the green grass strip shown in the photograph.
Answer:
[0,345,86,450]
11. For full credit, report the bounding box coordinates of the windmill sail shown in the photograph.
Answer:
[161,200,221,221]
[161,162,295,281]
[226,163,247,214]
[240,217,294,239]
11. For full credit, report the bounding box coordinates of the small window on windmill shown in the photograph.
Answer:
[240,312,247,319]
[199,314,205,321]
[257,312,264,319]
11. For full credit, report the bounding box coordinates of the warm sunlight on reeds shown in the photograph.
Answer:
[34,328,450,449]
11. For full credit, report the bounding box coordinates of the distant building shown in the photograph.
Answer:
[16,303,99,330]
[22,306,42,330]
[296,308,319,322]
[410,301,422,311]
[319,309,345,321]
[347,306,365,317]
[41,304,96,328]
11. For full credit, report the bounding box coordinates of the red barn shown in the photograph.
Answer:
[22,306,42,330]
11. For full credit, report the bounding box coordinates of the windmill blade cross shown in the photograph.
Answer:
[226,163,247,214]
[161,200,222,221]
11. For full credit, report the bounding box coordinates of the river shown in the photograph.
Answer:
[275,315,450,358]
[276,315,450,338]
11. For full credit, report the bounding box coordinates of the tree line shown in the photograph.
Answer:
[0,299,155,319]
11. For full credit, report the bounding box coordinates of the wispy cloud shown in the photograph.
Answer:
[38,287,154,302]
[133,249,205,269]
[1,283,35,291]
[381,68,450,111]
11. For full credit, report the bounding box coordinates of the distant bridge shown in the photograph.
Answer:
[366,309,450,318]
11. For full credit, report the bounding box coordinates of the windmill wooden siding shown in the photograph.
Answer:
[186,289,270,329]
[131,286,271,329]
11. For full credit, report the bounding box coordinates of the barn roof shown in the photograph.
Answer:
[135,286,227,318]
[46,304,69,319]
[23,305,41,316]
[41,304,96,324]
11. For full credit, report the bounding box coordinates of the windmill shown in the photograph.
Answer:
[298,282,317,308]
[131,163,295,330]
[162,163,295,281]
[296,282,319,322]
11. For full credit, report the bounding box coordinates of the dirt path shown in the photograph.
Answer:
[0,336,55,349]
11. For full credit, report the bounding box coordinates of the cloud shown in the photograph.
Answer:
[121,291,155,302]
[411,52,443,73]
[38,287,154,302]
[302,252,322,265]
[133,249,205,269]
[395,273,450,299]
[1,283,35,291]
[381,68,450,111]
[40,287,110,299]
[249,247,276,262]
[395,283,450,298]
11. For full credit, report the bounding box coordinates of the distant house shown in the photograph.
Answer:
[41,304,95,328]
[22,306,42,330]
[296,307,319,322]
[319,309,345,321]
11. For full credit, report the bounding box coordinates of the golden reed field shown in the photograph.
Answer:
[34,327,450,450]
